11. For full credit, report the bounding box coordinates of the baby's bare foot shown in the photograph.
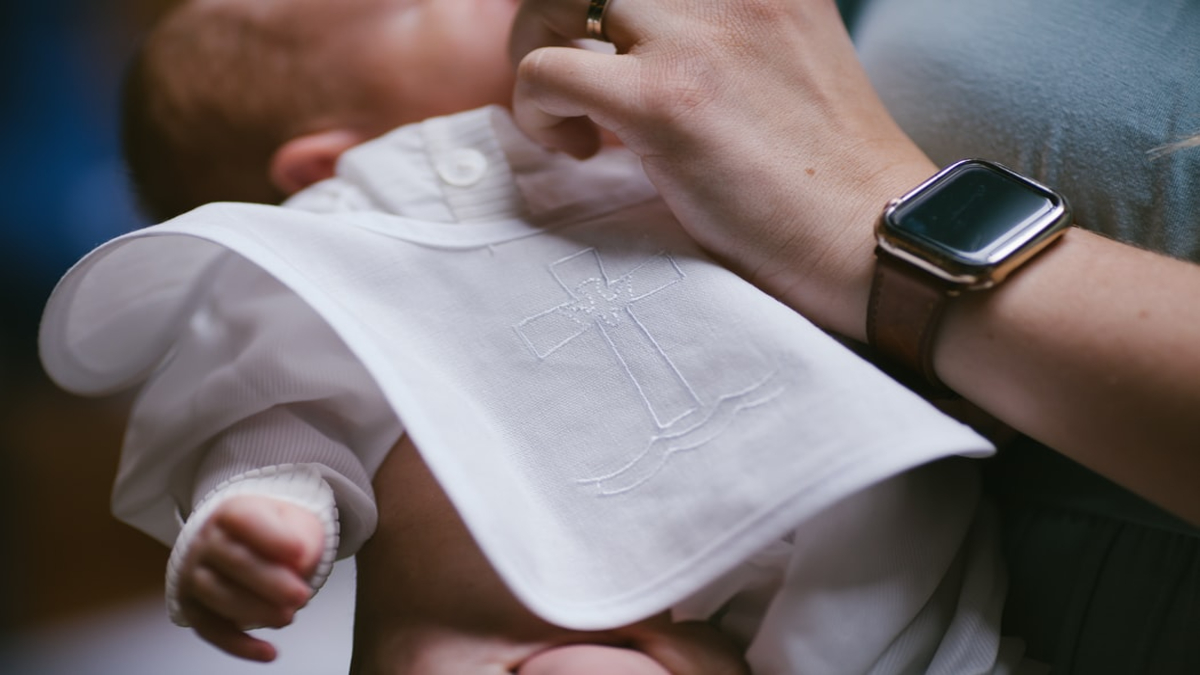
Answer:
[518,644,671,675]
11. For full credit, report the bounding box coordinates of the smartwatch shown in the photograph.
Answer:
[867,159,1072,390]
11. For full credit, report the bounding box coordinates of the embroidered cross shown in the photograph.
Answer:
[514,248,699,428]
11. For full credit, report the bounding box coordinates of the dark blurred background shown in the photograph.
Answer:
[0,0,179,637]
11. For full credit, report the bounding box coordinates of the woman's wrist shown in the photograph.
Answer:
[935,227,1200,523]
[753,148,938,342]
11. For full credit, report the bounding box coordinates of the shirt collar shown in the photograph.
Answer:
[285,106,657,226]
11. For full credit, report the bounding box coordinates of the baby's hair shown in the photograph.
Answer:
[121,0,347,222]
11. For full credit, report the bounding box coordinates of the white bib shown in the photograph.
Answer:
[40,106,992,629]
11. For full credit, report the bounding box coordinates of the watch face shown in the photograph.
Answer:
[881,160,1070,285]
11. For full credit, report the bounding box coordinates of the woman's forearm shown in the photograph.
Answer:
[509,0,1200,522]
[939,227,1200,523]
[766,169,1200,523]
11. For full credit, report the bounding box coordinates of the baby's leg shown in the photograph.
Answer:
[518,644,670,675]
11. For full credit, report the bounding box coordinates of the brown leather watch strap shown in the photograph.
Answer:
[866,251,957,391]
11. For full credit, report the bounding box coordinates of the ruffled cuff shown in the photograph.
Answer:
[164,464,339,626]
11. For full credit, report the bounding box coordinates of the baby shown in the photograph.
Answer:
[39,0,1019,673]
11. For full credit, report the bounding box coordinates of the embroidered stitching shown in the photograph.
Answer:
[515,247,787,495]
[515,248,698,427]
[577,371,785,495]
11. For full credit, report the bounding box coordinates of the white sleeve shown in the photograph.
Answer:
[164,464,339,627]
[111,260,401,555]
[187,404,381,558]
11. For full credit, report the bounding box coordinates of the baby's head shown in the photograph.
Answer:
[123,0,519,222]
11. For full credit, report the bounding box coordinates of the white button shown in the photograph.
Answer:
[434,148,488,187]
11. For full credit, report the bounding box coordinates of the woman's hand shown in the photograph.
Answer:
[509,0,937,340]
[509,0,1200,524]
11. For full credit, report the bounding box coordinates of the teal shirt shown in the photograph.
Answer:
[842,2,1200,672]
[850,0,1200,260]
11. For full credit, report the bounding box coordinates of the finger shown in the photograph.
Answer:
[509,0,648,154]
[189,563,303,629]
[215,497,324,574]
[513,0,690,65]
[184,599,278,663]
[509,0,593,68]
[196,530,313,610]
[513,75,602,157]
[513,46,638,155]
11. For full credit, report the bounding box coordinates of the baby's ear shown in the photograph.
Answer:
[269,129,365,195]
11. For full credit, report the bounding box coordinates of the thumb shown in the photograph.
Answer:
[513,46,637,157]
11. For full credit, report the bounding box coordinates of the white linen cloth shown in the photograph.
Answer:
[40,106,995,634]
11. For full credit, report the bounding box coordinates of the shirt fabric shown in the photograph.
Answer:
[42,106,1008,671]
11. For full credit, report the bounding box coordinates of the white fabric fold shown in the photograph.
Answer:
[40,105,995,630]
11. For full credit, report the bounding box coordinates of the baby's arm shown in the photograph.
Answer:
[167,465,339,662]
